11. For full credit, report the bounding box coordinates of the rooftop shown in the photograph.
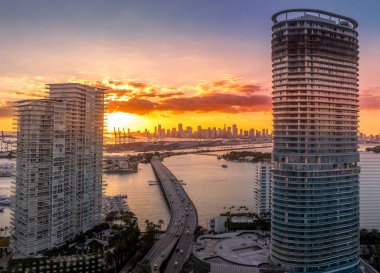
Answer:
[194,231,273,268]
[272,9,358,29]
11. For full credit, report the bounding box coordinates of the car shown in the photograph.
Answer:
[186,230,190,234]
[161,251,165,257]
[154,264,158,270]
[174,261,178,267]
[180,249,183,254]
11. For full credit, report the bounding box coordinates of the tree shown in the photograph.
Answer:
[194,226,206,238]
[105,251,116,272]
[105,211,118,223]
[157,219,164,231]
[135,259,152,273]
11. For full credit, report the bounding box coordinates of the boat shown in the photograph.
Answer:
[221,164,228,168]
[0,162,15,177]
[0,195,11,206]
[0,199,10,205]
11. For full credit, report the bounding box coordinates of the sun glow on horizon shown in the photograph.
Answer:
[106,112,149,133]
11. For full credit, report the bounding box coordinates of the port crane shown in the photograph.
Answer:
[113,127,136,145]
[0,131,16,152]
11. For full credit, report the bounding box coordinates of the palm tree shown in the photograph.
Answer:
[157,219,164,231]
[105,251,116,273]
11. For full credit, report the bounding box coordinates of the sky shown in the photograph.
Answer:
[1,0,380,134]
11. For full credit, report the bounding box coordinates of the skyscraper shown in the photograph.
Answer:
[271,9,360,273]
[253,162,272,215]
[11,83,105,257]
[178,123,183,137]
[232,124,238,138]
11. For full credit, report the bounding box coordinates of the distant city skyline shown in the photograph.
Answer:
[111,123,271,143]
[0,1,380,134]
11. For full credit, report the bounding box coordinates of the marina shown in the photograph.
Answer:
[0,163,14,177]
[103,195,129,215]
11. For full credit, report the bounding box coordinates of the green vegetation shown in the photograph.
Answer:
[366,145,380,153]
[220,206,271,232]
[360,229,380,270]
[194,225,207,237]
[361,229,380,247]
[0,237,9,248]
[6,211,145,273]
[135,260,152,273]
[7,254,105,273]
[222,151,271,162]
[224,217,270,231]
[140,219,164,252]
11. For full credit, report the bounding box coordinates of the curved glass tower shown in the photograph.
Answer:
[271,9,360,273]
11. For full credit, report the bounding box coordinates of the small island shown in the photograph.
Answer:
[366,145,380,153]
[222,151,271,163]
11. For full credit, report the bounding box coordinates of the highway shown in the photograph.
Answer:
[122,156,198,273]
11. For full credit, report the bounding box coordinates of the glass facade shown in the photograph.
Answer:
[271,9,360,273]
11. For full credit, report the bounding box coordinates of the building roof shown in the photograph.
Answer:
[272,9,358,29]
[194,231,272,268]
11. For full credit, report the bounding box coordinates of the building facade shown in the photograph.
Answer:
[359,152,380,231]
[11,83,105,257]
[253,162,272,215]
[271,9,360,273]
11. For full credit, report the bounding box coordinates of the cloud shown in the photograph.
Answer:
[158,93,271,113]
[1,76,271,117]
[107,98,158,115]
[139,91,185,98]
[107,92,271,115]
[361,87,380,110]
[101,77,271,115]
[236,84,262,94]
[0,100,14,118]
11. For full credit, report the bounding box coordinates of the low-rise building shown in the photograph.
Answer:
[193,231,284,273]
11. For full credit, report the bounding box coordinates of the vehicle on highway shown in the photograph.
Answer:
[180,249,183,254]
[174,262,178,267]
[161,251,165,257]
[154,264,158,271]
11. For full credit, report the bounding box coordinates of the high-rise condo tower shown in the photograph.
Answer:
[11,83,105,257]
[271,9,360,273]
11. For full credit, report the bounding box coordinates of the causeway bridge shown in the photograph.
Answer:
[122,156,198,273]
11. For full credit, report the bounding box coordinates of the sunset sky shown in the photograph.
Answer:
[1,0,380,134]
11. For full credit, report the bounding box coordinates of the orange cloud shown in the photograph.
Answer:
[360,87,380,110]
[157,93,271,113]
[0,100,14,118]
[107,98,157,115]
[104,77,271,115]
